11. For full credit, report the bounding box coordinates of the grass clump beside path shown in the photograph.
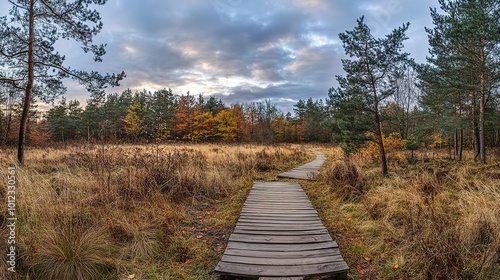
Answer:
[303,146,500,280]
[0,143,311,279]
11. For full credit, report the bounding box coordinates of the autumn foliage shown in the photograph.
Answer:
[359,132,408,162]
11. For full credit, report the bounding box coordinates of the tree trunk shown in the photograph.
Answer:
[472,90,480,161]
[458,128,463,161]
[479,38,486,164]
[5,112,12,144]
[479,96,486,163]
[496,128,499,148]
[374,110,388,176]
[454,128,458,160]
[17,0,35,166]
[448,139,452,160]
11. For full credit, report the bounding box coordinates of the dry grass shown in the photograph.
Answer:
[0,143,310,279]
[320,154,363,201]
[308,146,500,280]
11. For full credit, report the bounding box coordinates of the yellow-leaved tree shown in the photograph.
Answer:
[123,99,146,139]
[214,109,238,142]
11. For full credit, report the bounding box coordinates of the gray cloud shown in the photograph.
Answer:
[0,0,439,113]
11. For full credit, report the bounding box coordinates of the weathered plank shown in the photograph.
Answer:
[221,254,345,266]
[225,241,338,251]
[241,209,317,215]
[216,261,349,278]
[234,225,327,231]
[228,233,334,244]
[259,277,304,280]
[238,216,319,221]
[215,181,348,278]
[233,229,329,236]
[236,220,324,226]
[223,247,343,259]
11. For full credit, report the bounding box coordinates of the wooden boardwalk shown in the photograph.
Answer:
[277,150,326,180]
[215,151,348,278]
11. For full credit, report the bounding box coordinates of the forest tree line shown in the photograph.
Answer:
[1,75,498,150]
[0,88,334,144]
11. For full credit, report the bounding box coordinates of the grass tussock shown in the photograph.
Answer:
[30,225,114,280]
[0,143,310,279]
[320,156,363,201]
[315,147,500,279]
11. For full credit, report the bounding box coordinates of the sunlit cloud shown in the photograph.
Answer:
[1,0,437,113]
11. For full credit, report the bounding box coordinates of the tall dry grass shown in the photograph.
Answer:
[0,143,309,279]
[319,147,500,279]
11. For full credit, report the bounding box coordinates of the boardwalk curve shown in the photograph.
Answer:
[215,150,348,278]
[278,150,326,180]
[215,182,348,278]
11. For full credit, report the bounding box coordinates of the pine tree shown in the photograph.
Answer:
[420,0,500,163]
[46,98,83,143]
[0,0,125,165]
[329,16,410,176]
[150,88,177,141]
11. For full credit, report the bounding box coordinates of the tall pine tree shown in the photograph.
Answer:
[328,16,410,176]
[419,0,500,163]
[0,0,125,165]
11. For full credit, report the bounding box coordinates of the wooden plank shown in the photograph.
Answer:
[250,186,304,190]
[236,220,323,225]
[250,186,304,189]
[259,277,303,280]
[247,192,305,196]
[238,216,319,221]
[234,225,327,231]
[241,211,318,215]
[235,221,324,227]
[239,213,318,218]
[247,193,307,196]
[240,209,318,214]
[242,206,314,210]
[237,218,319,223]
[228,233,333,244]
[245,201,312,204]
[245,200,311,204]
[233,229,329,236]
[223,247,342,259]
[246,196,308,200]
[248,192,305,195]
[246,196,308,199]
[221,255,345,266]
[243,203,313,207]
[225,241,338,251]
[242,207,315,211]
[215,261,349,277]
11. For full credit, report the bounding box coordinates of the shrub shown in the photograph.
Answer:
[360,132,408,163]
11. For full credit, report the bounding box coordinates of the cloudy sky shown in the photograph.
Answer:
[0,0,439,113]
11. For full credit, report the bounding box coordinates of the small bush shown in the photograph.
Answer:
[360,132,408,163]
